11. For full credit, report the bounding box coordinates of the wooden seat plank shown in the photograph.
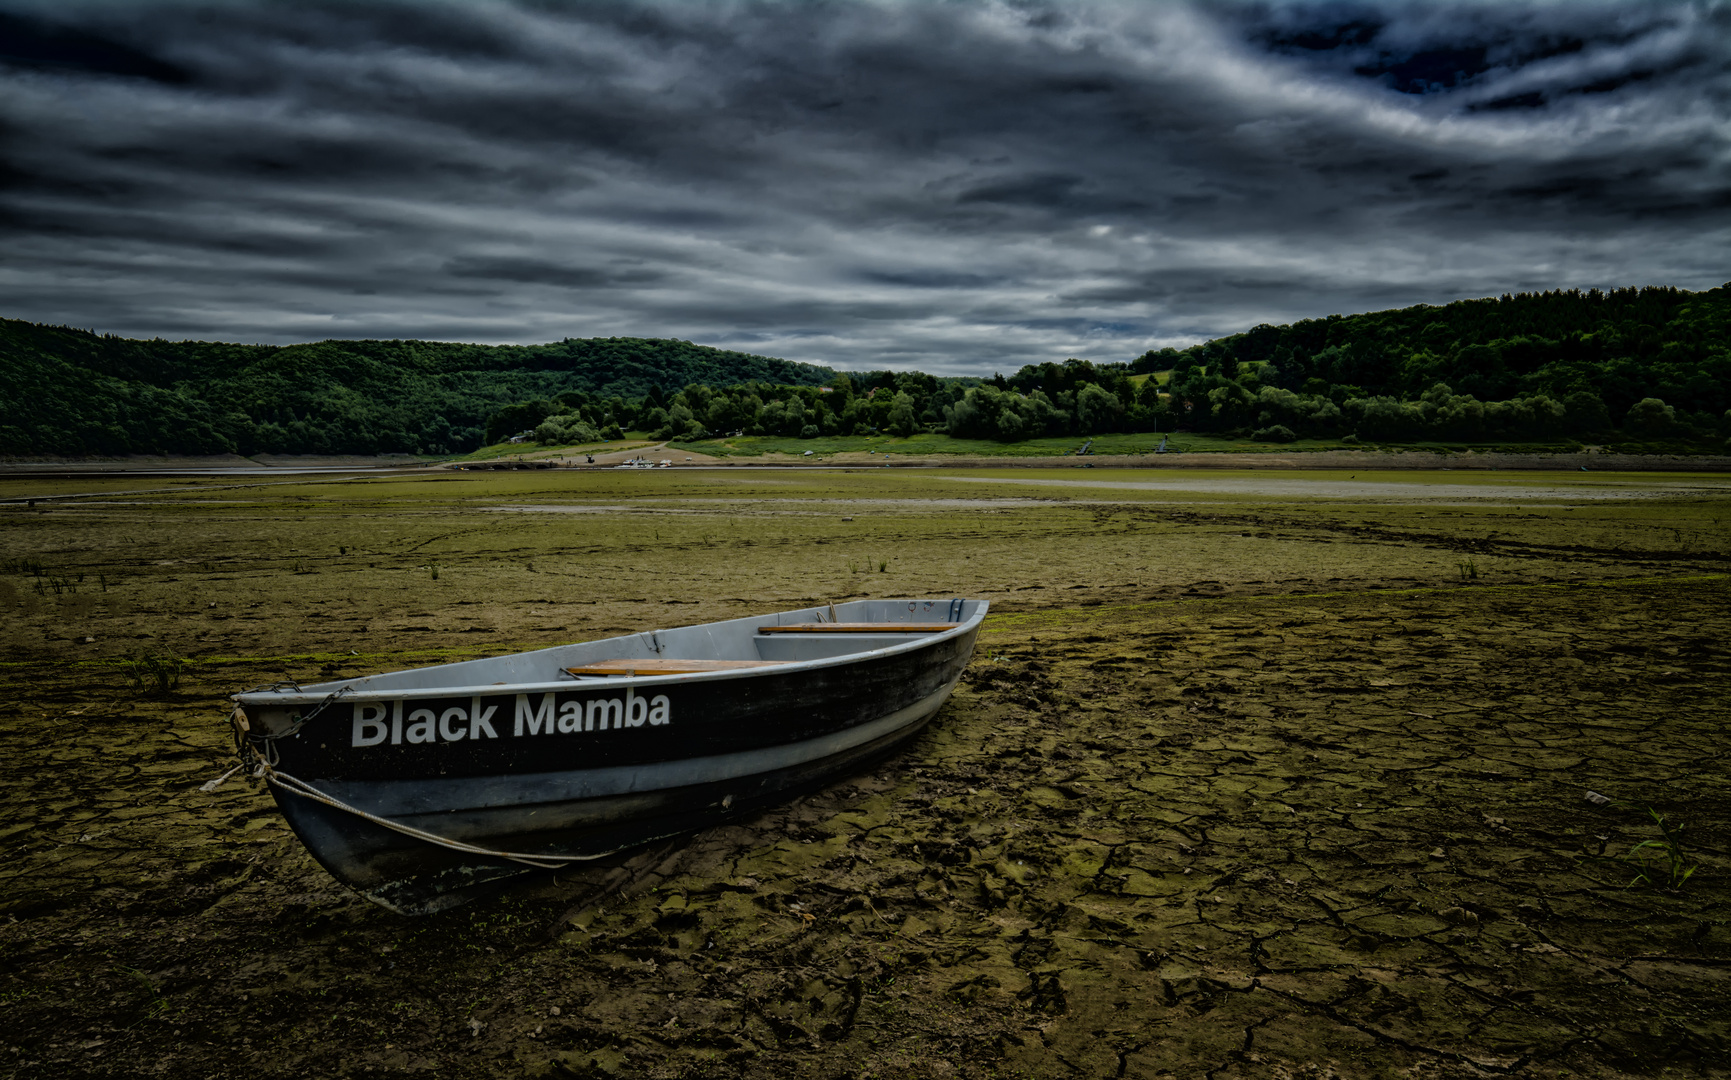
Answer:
[565,658,788,677]
[757,622,962,634]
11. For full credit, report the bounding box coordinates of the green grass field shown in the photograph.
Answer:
[683,431,1172,457]
[444,418,1724,462]
[676,430,1665,458]
[453,436,658,462]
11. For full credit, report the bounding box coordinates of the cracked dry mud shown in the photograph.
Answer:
[0,467,1728,1080]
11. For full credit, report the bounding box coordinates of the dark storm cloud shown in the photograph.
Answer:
[1,1,1726,374]
[0,10,190,82]
[443,256,666,289]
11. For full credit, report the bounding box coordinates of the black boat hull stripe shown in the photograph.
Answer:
[315,676,959,818]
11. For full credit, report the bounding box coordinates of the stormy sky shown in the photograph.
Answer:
[2,2,1727,374]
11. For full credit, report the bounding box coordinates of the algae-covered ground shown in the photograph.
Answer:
[1,468,1728,1079]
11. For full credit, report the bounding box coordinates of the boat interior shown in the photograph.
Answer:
[271,598,986,699]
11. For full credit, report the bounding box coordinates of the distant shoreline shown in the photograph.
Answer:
[861,449,1731,472]
[3,448,1730,476]
[0,453,438,477]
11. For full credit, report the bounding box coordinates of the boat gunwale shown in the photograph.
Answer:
[232,602,988,706]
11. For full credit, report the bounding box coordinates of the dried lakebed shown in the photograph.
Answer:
[941,472,1731,504]
[0,467,1727,1079]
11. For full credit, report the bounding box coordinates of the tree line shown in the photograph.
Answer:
[3,282,1727,457]
[1137,284,1731,444]
[514,285,1728,448]
[0,326,833,457]
[497,371,961,447]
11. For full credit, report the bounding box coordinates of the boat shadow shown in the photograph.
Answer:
[522,769,904,935]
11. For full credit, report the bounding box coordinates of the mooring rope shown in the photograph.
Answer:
[257,764,633,869]
[198,763,246,794]
[208,682,653,870]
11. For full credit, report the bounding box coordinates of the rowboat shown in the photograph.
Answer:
[229,598,986,914]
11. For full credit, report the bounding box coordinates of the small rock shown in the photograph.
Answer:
[549,1006,561,1016]
[1428,848,1446,860]
[1584,791,1611,806]
[468,1018,484,1037]
[1439,906,1479,927]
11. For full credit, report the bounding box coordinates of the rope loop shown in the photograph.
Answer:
[216,683,642,871]
[258,763,633,870]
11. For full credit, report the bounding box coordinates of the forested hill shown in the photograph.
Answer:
[3,283,1728,457]
[0,324,834,457]
[1145,284,1730,413]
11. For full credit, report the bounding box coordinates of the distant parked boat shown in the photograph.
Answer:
[229,599,986,913]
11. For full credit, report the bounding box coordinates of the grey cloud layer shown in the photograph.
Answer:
[1,0,1726,373]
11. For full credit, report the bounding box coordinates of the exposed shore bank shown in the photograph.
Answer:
[5,447,1731,476]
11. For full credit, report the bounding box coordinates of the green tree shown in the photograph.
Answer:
[1075,382,1124,434]
[1624,397,1681,439]
[886,391,919,437]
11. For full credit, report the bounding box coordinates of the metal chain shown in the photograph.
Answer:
[211,683,352,787]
